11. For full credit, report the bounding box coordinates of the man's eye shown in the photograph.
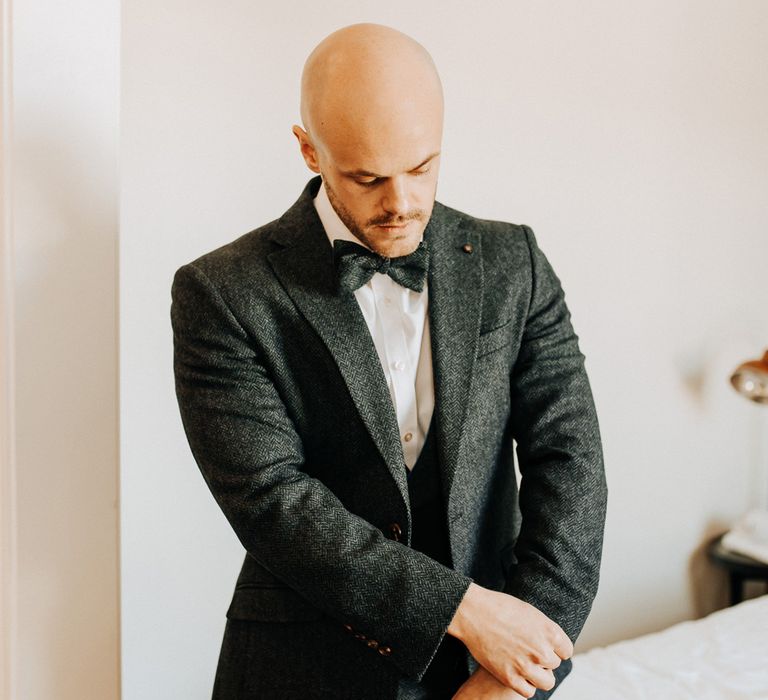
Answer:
[412,167,430,176]
[356,177,380,187]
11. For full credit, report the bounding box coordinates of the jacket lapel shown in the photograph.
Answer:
[267,179,410,507]
[267,178,483,517]
[426,203,483,515]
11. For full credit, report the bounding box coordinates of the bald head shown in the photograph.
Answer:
[299,23,443,153]
[292,24,444,259]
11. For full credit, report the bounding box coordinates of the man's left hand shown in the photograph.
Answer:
[452,666,529,699]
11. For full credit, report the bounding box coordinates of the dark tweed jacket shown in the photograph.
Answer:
[171,176,607,699]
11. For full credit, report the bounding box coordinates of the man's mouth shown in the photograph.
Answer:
[368,212,425,230]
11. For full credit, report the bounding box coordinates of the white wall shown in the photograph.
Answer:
[121,1,768,697]
[9,0,120,698]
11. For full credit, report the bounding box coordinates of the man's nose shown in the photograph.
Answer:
[381,177,410,217]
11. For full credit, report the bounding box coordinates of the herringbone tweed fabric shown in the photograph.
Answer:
[171,176,607,699]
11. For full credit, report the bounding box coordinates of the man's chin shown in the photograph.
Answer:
[365,227,425,258]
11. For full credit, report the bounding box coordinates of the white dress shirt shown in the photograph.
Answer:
[314,180,435,471]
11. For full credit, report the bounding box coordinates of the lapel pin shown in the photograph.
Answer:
[462,243,473,254]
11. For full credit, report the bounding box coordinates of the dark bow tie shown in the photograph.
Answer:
[332,238,429,294]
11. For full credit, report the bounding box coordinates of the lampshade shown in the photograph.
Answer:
[730,350,768,404]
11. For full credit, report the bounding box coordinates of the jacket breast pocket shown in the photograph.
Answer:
[227,583,326,622]
[477,318,514,359]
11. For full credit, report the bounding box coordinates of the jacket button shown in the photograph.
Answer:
[366,639,379,649]
[378,645,392,656]
[342,623,353,634]
[462,243,473,254]
[354,632,366,641]
[389,522,402,542]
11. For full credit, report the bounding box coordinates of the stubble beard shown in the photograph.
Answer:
[322,177,428,258]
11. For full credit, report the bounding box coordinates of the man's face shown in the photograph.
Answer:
[319,148,441,259]
[295,115,442,259]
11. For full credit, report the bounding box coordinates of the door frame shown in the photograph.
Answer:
[0,0,17,697]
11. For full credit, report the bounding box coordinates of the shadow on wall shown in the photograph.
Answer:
[688,520,733,618]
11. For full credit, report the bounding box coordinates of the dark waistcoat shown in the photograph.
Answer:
[398,414,470,699]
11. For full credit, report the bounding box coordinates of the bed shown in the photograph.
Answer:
[555,594,768,700]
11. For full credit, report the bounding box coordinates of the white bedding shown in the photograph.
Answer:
[556,595,768,700]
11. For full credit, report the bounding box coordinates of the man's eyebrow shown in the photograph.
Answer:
[342,152,441,178]
[412,152,441,170]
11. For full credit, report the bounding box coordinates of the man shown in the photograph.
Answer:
[171,23,607,700]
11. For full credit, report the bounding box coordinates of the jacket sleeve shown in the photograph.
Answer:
[503,225,608,644]
[170,261,472,681]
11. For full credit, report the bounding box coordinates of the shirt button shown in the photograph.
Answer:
[384,297,392,305]
[378,645,392,656]
[403,432,413,442]
[393,360,405,371]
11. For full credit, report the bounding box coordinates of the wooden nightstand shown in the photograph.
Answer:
[708,533,768,605]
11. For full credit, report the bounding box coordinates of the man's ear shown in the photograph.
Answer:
[292,125,321,173]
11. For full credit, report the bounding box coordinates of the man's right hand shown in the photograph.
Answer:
[447,583,573,698]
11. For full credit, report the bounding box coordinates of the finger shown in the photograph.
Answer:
[552,630,574,660]
[509,677,538,699]
[536,649,562,669]
[524,665,556,692]
[492,667,538,698]
[530,644,562,669]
